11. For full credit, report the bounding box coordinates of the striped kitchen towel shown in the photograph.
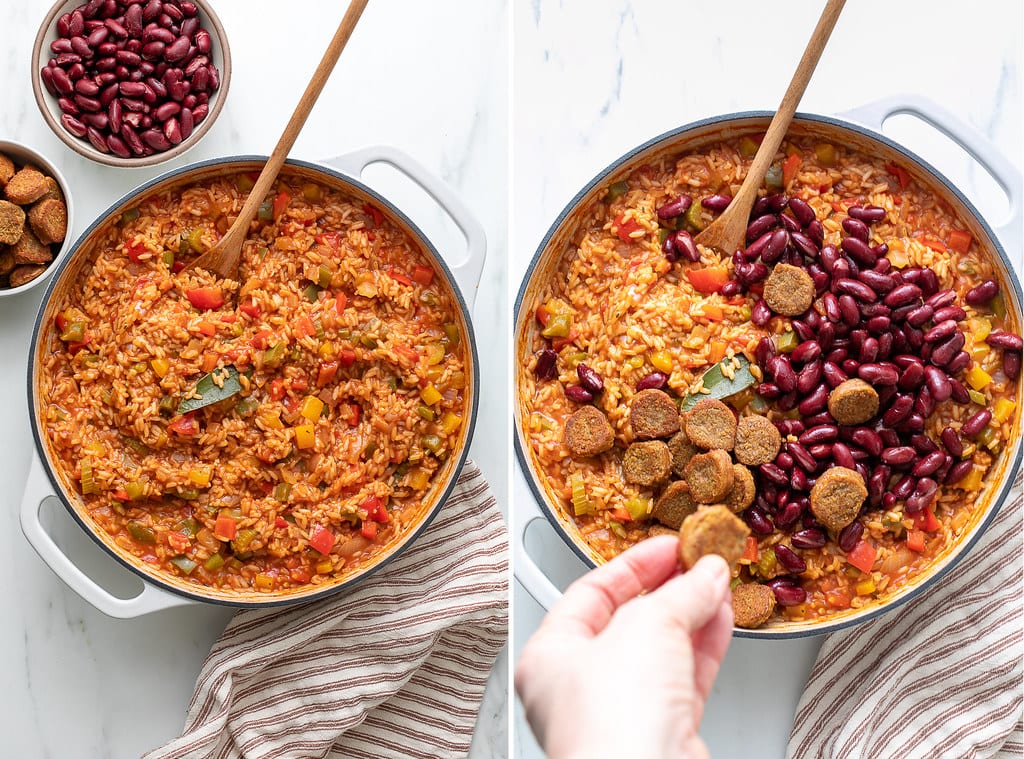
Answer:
[146,461,508,759]
[788,470,1023,759]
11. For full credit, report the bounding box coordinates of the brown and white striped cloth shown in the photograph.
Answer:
[145,461,507,759]
[788,470,1023,759]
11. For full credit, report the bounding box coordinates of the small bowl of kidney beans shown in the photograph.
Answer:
[31,0,231,167]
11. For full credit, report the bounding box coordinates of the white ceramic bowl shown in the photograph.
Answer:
[31,0,231,168]
[0,139,75,298]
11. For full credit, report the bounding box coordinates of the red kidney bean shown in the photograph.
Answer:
[60,113,88,137]
[749,298,772,327]
[86,126,109,152]
[745,231,773,260]
[735,262,769,286]
[164,116,183,145]
[833,295,857,326]
[631,370,668,392]
[885,283,924,308]
[922,291,953,312]
[142,0,162,22]
[778,391,800,412]
[936,428,963,459]
[923,365,951,403]
[828,441,853,470]
[774,544,807,574]
[51,38,73,54]
[533,349,556,380]
[776,420,805,437]
[962,409,992,437]
[841,236,877,268]
[88,26,109,46]
[904,304,934,328]
[756,382,781,399]
[82,111,109,129]
[776,452,795,471]
[798,384,830,417]
[787,231,816,258]
[120,124,145,154]
[75,78,100,96]
[837,522,864,553]
[842,217,870,241]
[867,316,892,337]
[806,443,831,460]
[759,228,788,264]
[965,279,999,306]
[923,320,957,344]
[986,331,1024,352]
[791,319,815,343]
[945,381,969,408]
[891,475,916,500]
[912,450,946,478]
[661,234,680,262]
[902,412,927,434]
[75,93,103,112]
[184,55,209,78]
[745,507,774,536]
[656,194,692,220]
[931,332,965,368]
[759,462,789,487]
[858,269,896,294]
[945,460,974,485]
[791,341,822,366]
[670,230,699,263]
[105,133,130,158]
[564,385,593,404]
[840,358,859,376]
[791,528,827,550]
[142,40,166,59]
[858,336,879,363]
[152,100,180,121]
[140,128,171,150]
[769,356,797,392]
[71,36,92,57]
[802,412,835,429]
[799,425,838,447]
[801,221,822,250]
[905,478,938,515]
[1005,352,1022,379]
[769,581,807,607]
[932,306,966,324]
[820,292,841,323]
[576,364,603,394]
[57,96,80,115]
[857,363,898,386]
[746,214,779,242]
[946,351,970,375]
[755,336,776,366]
[125,3,143,35]
[848,205,886,223]
[797,360,823,394]
[701,194,732,212]
[786,197,814,227]
[821,361,848,389]
[882,394,914,427]
[834,277,876,302]
[850,428,883,458]
[881,446,915,467]
[145,24,175,44]
[785,443,816,473]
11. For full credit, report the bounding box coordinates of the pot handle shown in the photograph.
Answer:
[837,95,1023,256]
[513,470,564,610]
[322,146,488,308]
[20,454,193,618]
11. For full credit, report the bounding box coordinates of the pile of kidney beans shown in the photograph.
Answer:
[41,0,220,158]
[688,191,1022,603]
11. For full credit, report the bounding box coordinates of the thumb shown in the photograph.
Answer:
[646,554,731,634]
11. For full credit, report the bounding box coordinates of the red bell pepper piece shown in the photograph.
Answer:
[316,360,339,388]
[186,287,224,311]
[272,190,290,220]
[685,266,730,295]
[338,349,356,368]
[239,300,260,318]
[362,203,384,227]
[168,413,198,436]
[411,265,434,286]
[309,524,335,555]
[846,540,877,573]
[360,521,378,540]
[214,514,236,541]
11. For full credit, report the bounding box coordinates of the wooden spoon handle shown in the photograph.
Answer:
[739,0,846,208]
[231,0,370,247]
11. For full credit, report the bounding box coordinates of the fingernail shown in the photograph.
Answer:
[696,554,729,582]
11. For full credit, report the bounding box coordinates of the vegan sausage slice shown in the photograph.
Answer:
[827,378,880,426]
[564,405,615,458]
[651,480,698,529]
[764,263,815,316]
[732,582,776,629]
[678,504,751,570]
[810,466,868,532]
[684,449,734,503]
[630,388,680,440]
[622,440,672,488]
[733,415,782,466]
[684,398,737,450]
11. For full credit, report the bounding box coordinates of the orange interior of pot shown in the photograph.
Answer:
[514,115,1022,633]
[32,160,477,605]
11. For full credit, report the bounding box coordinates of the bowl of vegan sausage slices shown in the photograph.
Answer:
[515,112,1022,637]
[28,156,478,607]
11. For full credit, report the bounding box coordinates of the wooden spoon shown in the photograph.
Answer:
[190,0,369,279]
[694,0,846,255]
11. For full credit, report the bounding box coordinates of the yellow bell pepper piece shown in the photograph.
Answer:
[992,398,1017,425]
[420,384,443,406]
[258,410,284,430]
[649,350,673,374]
[299,395,324,422]
[965,366,992,391]
[315,559,334,574]
[966,317,992,342]
[959,465,984,491]
[188,468,211,487]
[855,578,876,596]
[319,341,336,358]
[294,424,316,450]
[150,357,170,378]
[254,573,275,590]
[440,412,462,435]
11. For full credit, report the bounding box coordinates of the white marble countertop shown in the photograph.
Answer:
[1,1,508,757]
[512,1,1021,757]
